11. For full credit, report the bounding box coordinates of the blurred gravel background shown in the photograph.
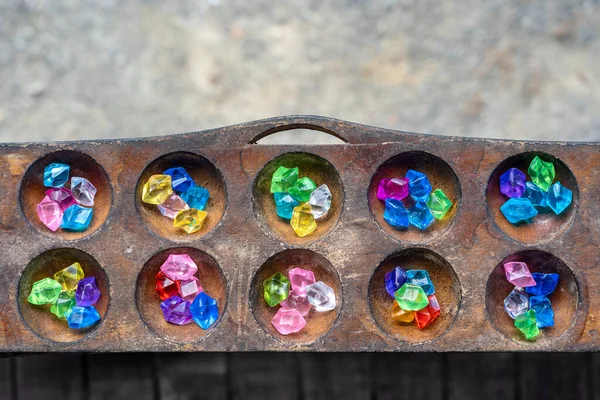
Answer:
[0,0,599,143]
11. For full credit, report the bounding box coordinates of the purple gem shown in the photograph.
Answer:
[160,295,192,325]
[384,266,408,297]
[499,168,526,198]
[75,276,101,307]
[377,178,410,201]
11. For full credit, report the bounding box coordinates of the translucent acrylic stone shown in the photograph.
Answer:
[274,192,299,220]
[528,156,556,192]
[504,288,530,319]
[160,296,192,325]
[523,181,547,208]
[308,184,332,219]
[406,270,435,296]
[158,193,190,219]
[163,167,195,194]
[46,188,77,211]
[67,306,101,329]
[53,262,84,292]
[504,262,536,287]
[160,254,198,281]
[50,291,76,319]
[43,163,70,188]
[180,186,210,211]
[36,195,63,231]
[408,202,434,230]
[305,281,336,312]
[529,296,554,328]
[385,266,408,297]
[177,276,203,302]
[270,166,299,193]
[190,292,219,329]
[288,177,317,203]
[263,272,290,307]
[155,271,178,300]
[405,170,432,202]
[28,278,62,305]
[288,268,316,293]
[142,174,173,205]
[525,273,559,297]
[427,189,453,219]
[394,283,429,311]
[499,168,526,198]
[415,294,441,329]
[75,276,101,306]
[514,309,540,340]
[173,208,207,234]
[546,182,572,215]
[500,198,538,224]
[377,178,409,201]
[280,289,312,316]
[271,308,306,335]
[391,302,415,323]
[290,203,317,237]
[60,204,93,231]
[71,177,97,207]
[383,198,409,228]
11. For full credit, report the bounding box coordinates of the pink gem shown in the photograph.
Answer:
[504,262,536,287]
[36,195,63,231]
[160,254,198,281]
[280,289,312,316]
[288,268,316,293]
[45,188,77,211]
[71,177,97,207]
[177,276,203,301]
[271,308,306,335]
[377,178,409,201]
[157,193,190,219]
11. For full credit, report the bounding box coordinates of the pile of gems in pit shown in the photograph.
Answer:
[27,263,102,329]
[385,267,441,329]
[155,254,219,329]
[37,163,97,232]
[499,156,573,224]
[142,167,210,234]
[503,261,559,340]
[270,166,332,238]
[377,170,452,230]
[263,268,336,335]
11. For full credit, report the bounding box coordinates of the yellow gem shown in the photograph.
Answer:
[142,174,173,204]
[174,208,207,234]
[290,203,317,237]
[53,262,85,292]
[391,302,415,323]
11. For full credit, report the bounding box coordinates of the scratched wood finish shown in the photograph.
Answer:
[0,115,597,352]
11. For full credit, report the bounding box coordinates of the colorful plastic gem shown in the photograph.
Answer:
[161,254,198,281]
[28,278,62,305]
[408,202,434,230]
[383,198,409,228]
[427,189,453,219]
[405,170,432,202]
[70,177,97,207]
[271,308,306,335]
[53,262,84,292]
[377,178,409,201]
[155,271,178,300]
[263,272,290,307]
[504,262,536,287]
[43,163,70,188]
[173,208,207,234]
[308,184,332,219]
[305,281,336,312]
[180,186,210,211]
[160,296,192,325]
[50,291,76,319]
[66,306,101,329]
[523,182,547,208]
[75,276,101,306]
[529,296,554,328]
[270,166,299,193]
[499,168,526,198]
[190,292,219,330]
[415,294,441,329]
[525,273,559,297]
[504,288,530,319]
[546,182,572,215]
[142,174,173,205]
[500,198,538,224]
[394,283,429,311]
[385,266,408,297]
[528,156,556,192]
[36,195,63,231]
[406,270,435,296]
[164,167,195,194]
[290,203,317,237]
[46,188,77,211]
[60,204,93,231]
[514,309,540,340]
[288,177,317,203]
[288,268,316,293]
[274,192,300,220]
[280,289,312,316]
[177,276,203,302]
[157,193,190,219]
[391,302,415,323]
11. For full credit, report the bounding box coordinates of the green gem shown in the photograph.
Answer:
[394,283,429,311]
[263,272,290,307]
[288,177,317,203]
[528,156,555,192]
[514,309,540,340]
[27,278,62,305]
[427,189,453,219]
[50,291,76,319]
[270,166,299,193]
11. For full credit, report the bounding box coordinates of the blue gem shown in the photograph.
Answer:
[523,181,548,208]
[525,273,559,297]
[190,292,219,330]
[499,168,526,198]
[60,205,93,231]
[43,163,70,188]
[500,198,538,224]
[405,170,432,202]
[180,186,210,210]
[384,267,407,297]
[546,182,572,215]
[164,167,195,193]
[529,296,554,328]
[406,269,435,296]
[383,198,409,228]
[274,193,299,220]
[66,306,101,329]
[408,202,434,230]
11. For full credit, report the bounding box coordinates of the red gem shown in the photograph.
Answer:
[415,294,441,329]
[155,271,178,300]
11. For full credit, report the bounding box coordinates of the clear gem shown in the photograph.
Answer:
[71,177,97,207]
[305,281,336,312]
[160,254,198,281]
[308,184,332,219]
[43,163,70,188]
[504,288,530,319]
